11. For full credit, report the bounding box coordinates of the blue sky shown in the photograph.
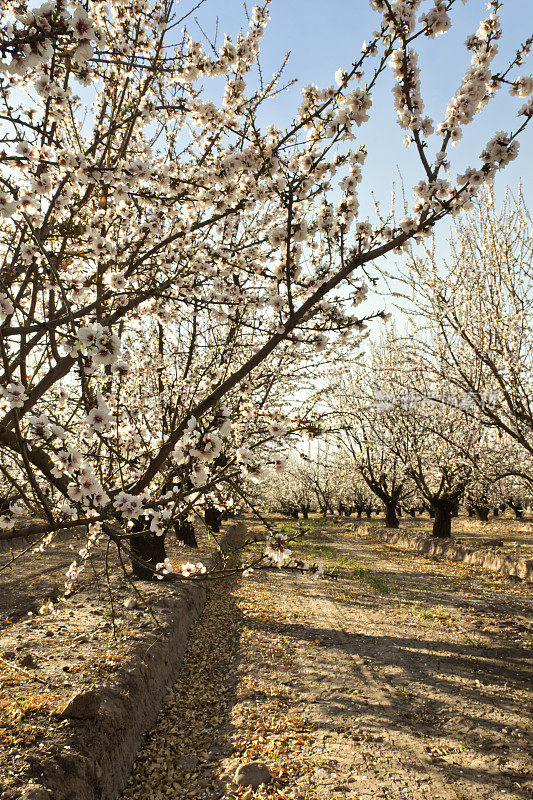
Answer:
[185,0,532,321]
[189,0,532,211]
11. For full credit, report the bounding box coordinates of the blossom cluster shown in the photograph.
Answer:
[262,532,292,568]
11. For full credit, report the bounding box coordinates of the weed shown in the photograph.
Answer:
[350,565,393,594]
[466,635,486,648]
[293,542,337,560]
[291,542,393,593]
[406,603,449,621]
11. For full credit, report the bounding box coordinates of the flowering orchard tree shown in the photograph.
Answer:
[260,454,317,518]
[0,0,532,585]
[371,330,533,536]
[327,362,414,528]
[322,454,379,519]
[399,189,533,485]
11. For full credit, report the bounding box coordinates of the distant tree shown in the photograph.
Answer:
[400,189,533,491]
[328,363,413,528]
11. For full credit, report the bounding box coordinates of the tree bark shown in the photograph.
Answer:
[129,519,168,579]
[507,500,523,518]
[384,503,399,528]
[175,518,198,547]
[204,506,222,533]
[431,501,454,538]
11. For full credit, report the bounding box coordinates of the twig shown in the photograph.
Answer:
[0,655,55,688]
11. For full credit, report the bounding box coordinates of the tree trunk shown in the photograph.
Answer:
[493,507,499,517]
[175,518,198,547]
[474,506,490,522]
[204,507,222,533]
[129,520,167,580]
[431,502,453,539]
[384,503,399,528]
[302,506,309,519]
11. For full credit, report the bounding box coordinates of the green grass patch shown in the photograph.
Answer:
[292,542,336,559]
[406,603,449,621]
[349,564,393,594]
[300,517,339,529]
[291,541,393,594]
[276,523,299,535]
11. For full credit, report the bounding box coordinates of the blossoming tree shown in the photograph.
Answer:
[400,189,533,477]
[0,0,531,582]
[327,359,414,528]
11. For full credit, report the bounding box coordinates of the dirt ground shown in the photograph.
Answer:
[117,515,533,800]
[0,526,219,800]
[1,514,532,799]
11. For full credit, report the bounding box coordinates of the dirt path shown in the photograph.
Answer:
[120,519,533,800]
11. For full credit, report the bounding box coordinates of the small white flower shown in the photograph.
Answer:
[77,324,101,347]
[2,381,28,409]
[273,456,287,474]
[180,561,206,577]
[0,294,14,322]
[69,7,97,40]
[0,191,18,218]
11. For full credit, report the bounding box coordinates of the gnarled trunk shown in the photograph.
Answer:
[204,506,222,534]
[431,499,454,539]
[384,502,399,529]
[507,499,523,519]
[129,519,167,580]
[175,518,198,547]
